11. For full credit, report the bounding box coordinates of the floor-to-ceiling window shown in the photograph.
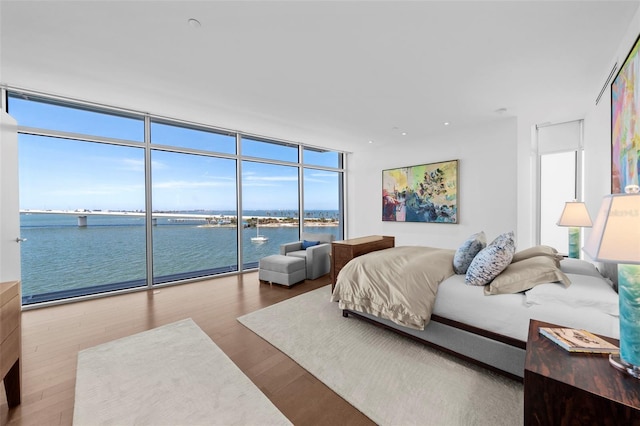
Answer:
[151,150,239,282]
[5,89,345,305]
[537,120,585,255]
[303,147,342,239]
[241,160,299,268]
[150,121,239,283]
[241,137,300,268]
[9,93,147,303]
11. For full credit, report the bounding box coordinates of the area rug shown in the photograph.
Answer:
[238,286,524,426]
[73,318,291,425]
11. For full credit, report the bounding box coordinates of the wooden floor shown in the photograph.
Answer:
[0,272,374,426]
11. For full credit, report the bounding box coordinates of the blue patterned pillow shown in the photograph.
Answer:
[465,231,516,286]
[453,231,486,274]
[488,231,516,249]
[301,240,320,250]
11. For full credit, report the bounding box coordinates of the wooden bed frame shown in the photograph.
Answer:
[342,309,527,382]
[334,236,527,381]
[334,238,624,383]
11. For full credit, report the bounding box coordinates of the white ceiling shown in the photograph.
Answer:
[1,1,638,153]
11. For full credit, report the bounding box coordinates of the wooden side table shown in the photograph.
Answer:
[0,280,21,407]
[330,235,394,291]
[524,319,640,425]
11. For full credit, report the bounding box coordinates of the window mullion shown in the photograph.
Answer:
[144,115,154,288]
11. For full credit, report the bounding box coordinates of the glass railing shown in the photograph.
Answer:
[20,210,341,304]
[20,211,147,304]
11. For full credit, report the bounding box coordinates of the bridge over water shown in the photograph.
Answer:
[19,209,279,227]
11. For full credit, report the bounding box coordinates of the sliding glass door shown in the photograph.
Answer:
[18,135,147,303]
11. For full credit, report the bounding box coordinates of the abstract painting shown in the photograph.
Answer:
[382,159,458,223]
[612,33,640,194]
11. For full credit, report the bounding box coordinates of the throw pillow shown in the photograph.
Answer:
[465,231,515,286]
[301,240,320,250]
[453,231,487,274]
[484,255,571,295]
[488,230,516,248]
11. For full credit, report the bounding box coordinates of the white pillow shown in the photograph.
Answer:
[525,274,619,316]
[559,258,603,278]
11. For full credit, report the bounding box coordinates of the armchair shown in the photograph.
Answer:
[280,232,335,280]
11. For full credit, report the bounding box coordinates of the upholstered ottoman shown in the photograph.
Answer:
[258,255,306,287]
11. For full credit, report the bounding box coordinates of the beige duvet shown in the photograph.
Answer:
[330,246,455,330]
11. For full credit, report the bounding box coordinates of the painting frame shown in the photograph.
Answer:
[611,32,640,194]
[382,159,458,223]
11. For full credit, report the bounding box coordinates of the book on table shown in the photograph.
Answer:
[539,327,619,354]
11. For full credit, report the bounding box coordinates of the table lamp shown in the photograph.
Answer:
[583,189,640,378]
[557,201,593,258]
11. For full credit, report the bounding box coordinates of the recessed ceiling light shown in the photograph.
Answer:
[188,18,201,28]
[444,122,450,126]
[368,140,374,144]
[401,132,407,136]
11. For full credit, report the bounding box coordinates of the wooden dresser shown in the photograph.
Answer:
[330,235,395,291]
[1,280,21,407]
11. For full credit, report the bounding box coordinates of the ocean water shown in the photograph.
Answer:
[20,211,340,303]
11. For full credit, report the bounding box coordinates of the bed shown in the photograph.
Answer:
[330,233,620,381]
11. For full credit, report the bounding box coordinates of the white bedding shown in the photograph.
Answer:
[337,250,619,378]
[336,245,620,343]
[433,272,619,342]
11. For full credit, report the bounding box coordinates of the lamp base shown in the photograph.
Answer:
[567,227,580,259]
[609,354,640,378]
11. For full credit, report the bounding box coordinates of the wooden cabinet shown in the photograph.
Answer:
[524,319,640,425]
[331,235,395,291]
[1,280,21,407]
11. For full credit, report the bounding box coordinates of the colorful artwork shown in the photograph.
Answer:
[612,34,640,194]
[382,159,458,223]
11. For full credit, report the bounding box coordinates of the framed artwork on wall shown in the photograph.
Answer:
[611,33,640,194]
[382,159,458,223]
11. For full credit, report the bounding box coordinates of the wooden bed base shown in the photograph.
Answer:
[343,309,526,382]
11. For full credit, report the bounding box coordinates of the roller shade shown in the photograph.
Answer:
[538,120,581,154]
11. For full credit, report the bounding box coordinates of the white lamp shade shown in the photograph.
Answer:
[583,193,640,264]
[557,201,593,227]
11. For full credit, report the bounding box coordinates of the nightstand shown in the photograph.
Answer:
[524,319,640,425]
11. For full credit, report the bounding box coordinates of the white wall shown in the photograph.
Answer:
[515,116,537,248]
[0,112,21,282]
[584,7,640,217]
[515,5,640,252]
[581,7,639,281]
[348,0,637,252]
[346,117,518,249]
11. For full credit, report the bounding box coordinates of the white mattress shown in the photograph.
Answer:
[432,274,619,342]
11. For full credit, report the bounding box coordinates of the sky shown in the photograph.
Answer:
[10,94,340,212]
